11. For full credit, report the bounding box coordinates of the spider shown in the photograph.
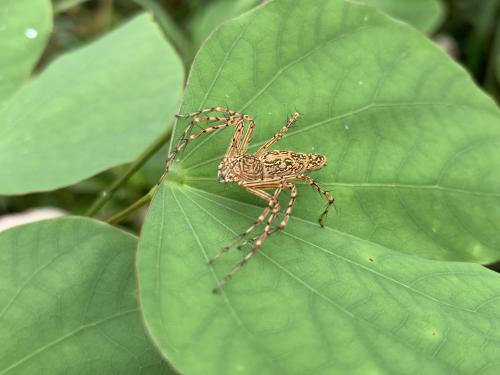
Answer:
[162,107,334,293]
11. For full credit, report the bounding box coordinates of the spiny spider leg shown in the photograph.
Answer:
[255,112,300,157]
[236,227,279,250]
[237,181,297,249]
[296,175,334,227]
[209,187,280,264]
[160,113,251,183]
[277,182,298,230]
[175,106,237,119]
[213,181,290,293]
[220,176,299,252]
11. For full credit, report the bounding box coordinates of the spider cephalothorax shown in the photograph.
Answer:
[162,107,334,292]
[218,155,264,183]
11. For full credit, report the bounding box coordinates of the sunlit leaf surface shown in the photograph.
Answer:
[0,14,184,195]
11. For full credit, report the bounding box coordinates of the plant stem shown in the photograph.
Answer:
[85,125,172,217]
[105,187,157,225]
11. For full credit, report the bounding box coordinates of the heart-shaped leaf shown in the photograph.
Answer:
[137,0,500,373]
[0,0,52,105]
[0,14,184,195]
[0,217,173,374]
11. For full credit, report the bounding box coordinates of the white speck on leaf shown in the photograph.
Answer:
[358,80,364,86]
[364,15,369,22]
[24,27,38,39]
[344,124,350,130]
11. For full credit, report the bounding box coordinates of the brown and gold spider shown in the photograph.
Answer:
[162,107,334,293]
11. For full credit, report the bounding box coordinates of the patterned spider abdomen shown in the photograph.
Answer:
[262,150,327,178]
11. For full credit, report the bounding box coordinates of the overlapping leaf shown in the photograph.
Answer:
[0,14,184,195]
[0,0,52,105]
[137,0,500,373]
[0,217,173,374]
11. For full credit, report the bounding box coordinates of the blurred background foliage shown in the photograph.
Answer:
[1,0,499,233]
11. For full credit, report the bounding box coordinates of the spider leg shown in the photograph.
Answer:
[213,181,286,293]
[209,187,280,264]
[175,107,238,118]
[237,116,255,155]
[237,181,297,249]
[186,116,242,142]
[277,182,298,230]
[159,115,244,184]
[221,114,255,158]
[255,112,300,157]
[296,175,334,227]
[236,227,279,250]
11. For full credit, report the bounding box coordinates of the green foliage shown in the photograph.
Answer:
[0,14,184,195]
[0,217,173,374]
[150,0,500,263]
[0,0,52,105]
[363,0,444,33]
[139,186,500,375]
[189,0,261,50]
[1,0,500,374]
[136,0,500,373]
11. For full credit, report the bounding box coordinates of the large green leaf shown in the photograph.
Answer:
[363,0,444,33]
[137,0,500,373]
[0,14,184,195]
[139,185,500,375]
[0,0,52,105]
[0,217,173,374]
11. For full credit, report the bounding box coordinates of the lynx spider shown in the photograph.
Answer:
[163,107,334,293]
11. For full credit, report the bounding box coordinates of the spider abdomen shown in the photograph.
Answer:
[262,150,327,178]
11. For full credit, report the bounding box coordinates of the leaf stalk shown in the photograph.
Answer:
[85,125,172,217]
